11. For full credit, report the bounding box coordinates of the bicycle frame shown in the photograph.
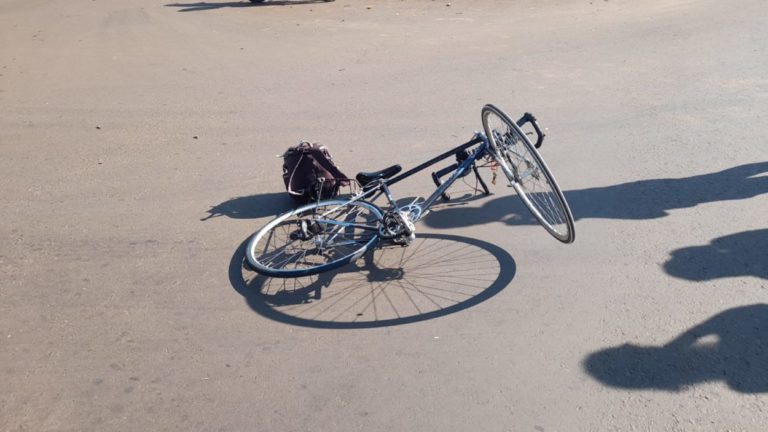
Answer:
[388,132,490,221]
[317,132,492,229]
[246,106,574,278]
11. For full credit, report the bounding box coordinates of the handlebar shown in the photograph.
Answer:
[516,112,546,148]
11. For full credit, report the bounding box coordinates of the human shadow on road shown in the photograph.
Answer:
[664,229,768,281]
[425,162,768,229]
[166,0,332,12]
[201,192,294,221]
[583,304,768,393]
[228,233,516,329]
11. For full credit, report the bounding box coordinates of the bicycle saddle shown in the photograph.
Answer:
[356,164,402,187]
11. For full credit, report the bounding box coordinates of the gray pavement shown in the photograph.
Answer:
[1,0,767,430]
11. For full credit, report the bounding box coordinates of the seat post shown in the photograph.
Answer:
[379,181,401,211]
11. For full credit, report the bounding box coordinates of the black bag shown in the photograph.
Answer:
[282,141,350,204]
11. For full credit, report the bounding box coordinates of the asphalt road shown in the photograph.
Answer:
[2,0,767,430]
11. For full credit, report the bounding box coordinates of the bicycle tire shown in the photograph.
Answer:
[246,199,383,278]
[481,104,575,243]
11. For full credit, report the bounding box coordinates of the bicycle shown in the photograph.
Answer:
[245,104,575,278]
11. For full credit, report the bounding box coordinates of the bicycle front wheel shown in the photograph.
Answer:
[482,104,575,243]
[246,200,383,278]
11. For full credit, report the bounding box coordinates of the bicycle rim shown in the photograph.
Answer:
[246,200,383,278]
[482,104,575,243]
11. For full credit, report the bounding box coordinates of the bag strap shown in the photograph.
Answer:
[285,152,306,196]
[304,143,350,187]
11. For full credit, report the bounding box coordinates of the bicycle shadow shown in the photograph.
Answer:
[583,304,768,393]
[424,162,768,229]
[201,192,294,221]
[166,0,333,12]
[664,229,768,281]
[200,189,486,222]
[228,233,516,329]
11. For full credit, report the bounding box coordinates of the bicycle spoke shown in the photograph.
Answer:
[246,199,383,277]
[482,104,574,243]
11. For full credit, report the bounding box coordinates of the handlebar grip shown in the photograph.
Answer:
[516,112,546,148]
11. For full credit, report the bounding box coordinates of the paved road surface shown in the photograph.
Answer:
[2,0,767,430]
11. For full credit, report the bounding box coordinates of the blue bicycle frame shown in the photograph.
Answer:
[333,132,493,225]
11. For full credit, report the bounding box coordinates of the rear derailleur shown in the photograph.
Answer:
[289,219,323,241]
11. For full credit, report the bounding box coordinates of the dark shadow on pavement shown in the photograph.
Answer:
[228,233,516,329]
[425,162,768,229]
[664,229,768,281]
[584,304,768,393]
[201,192,294,221]
[201,190,478,222]
[166,0,333,12]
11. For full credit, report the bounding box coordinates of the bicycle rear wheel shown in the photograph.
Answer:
[246,199,383,278]
[481,104,575,243]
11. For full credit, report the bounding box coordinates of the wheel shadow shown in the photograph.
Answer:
[664,229,768,281]
[583,304,768,393]
[425,162,768,229]
[228,233,516,329]
[166,0,333,12]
